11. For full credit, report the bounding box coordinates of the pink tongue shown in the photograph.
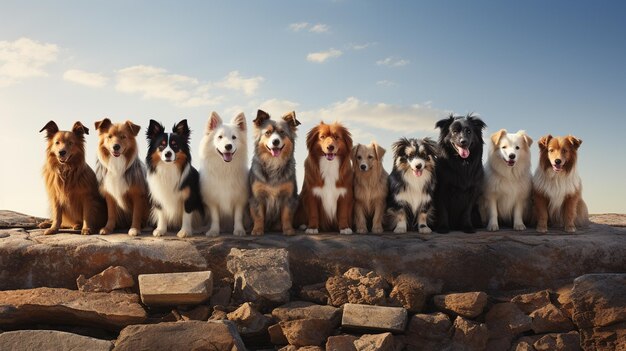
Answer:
[553,164,562,172]
[271,148,281,157]
[326,154,335,161]
[222,152,233,162]
[414,169,423,177]
[458,147,470,158]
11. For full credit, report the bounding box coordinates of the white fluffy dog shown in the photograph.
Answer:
[482,129,533,231]
[199,111,248,236]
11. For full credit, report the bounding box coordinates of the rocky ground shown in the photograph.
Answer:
[0,210,625,351]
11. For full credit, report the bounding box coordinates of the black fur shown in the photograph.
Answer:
[434,114,486,233]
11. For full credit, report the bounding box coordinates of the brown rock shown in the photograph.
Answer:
[354,333,395,351]
[485,302,532,339]
[279,318,333,347]
[76,266,134,293]
[113,320,245,351]
[227,302,271,337]
[326,275,352,306]
[138,271,213,306]
[533,331,581,351]
[326,268,389,307]
[451,316,489,351]
[0,287,146,331]
[209,307,229,321]
[210,285,233,307]
[299,282,329,305]
[404,312,452,351]
[272,301,342,328]
[511,289,551,314]
[269,323,289,345]
[179,305,210,321]
[530,303,574,333]
[433,291,488,318]
[556,284,574,319]
[389,274,442,313]
[511,335,542,351]
[0,330,113,351]
[326,335,358,351]
[342,303,407,333]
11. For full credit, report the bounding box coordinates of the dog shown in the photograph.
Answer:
[352,142,388,234]
[199,111,248,236]
[39,121,107,235]
[146,119,204,238]
[434,114,487,233]
[385,138,438,234]
[94,118,149,236]
[296,121,354,234]
[532,134,589,233]
[481,129,533,231]
[249,109,301,236]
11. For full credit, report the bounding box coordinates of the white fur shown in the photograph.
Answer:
[147,162,190,236]
[394,167,432,215]
[312,157,347,222]
[532,165,581,225]
[99,154,131,211]
[199,112,248,236]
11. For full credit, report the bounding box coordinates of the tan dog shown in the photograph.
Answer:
[95,118,149,236]
[39,121,107,235]
[352,142,388,234]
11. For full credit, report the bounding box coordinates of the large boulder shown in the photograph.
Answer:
[0,330,113,351]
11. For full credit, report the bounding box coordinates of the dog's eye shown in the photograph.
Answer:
[399,157,406,163]
[218,135,223,139]
[502,146,506,149]
[68,141,73,146]
[548,148,554,152]
[357,156,362,160]
[108,135,112,139]
[319,135,325,140]
[368,155,374,160]
[466,128,472,134]
[515,146,520,150]
[278,130,285,136]
[232,136,237,140]
[55,141,60,145]
[121,135,126,140]
[265,131,272,136]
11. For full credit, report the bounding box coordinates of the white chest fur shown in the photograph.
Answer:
[147,163,188,224]
[312,157,347,220]
[395,170,432,214]
[101,155,130,211]
[533,167,581,216]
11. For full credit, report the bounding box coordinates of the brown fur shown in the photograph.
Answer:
[296,122,354,233]
[352,142,389,234]
[39,121,107,235]
[95,118,149,235]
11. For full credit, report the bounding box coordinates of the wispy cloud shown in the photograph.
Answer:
[348,42,376,50]
[259,98,300,115]
[216,70,264,96]
[376,80,396,87]
[376,57,410,67]
[307,48,343,63]
[63,69,108,88]
[289,22,309,32]
[289,22,331,33]
[0,37,59,87]
[309,23,330,33]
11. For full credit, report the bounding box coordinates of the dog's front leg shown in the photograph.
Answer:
[129,192,145,236]
[393,208,408,233]
[233,205,246,236]
[486,196,499,231]
[533,190,549,233]
[44,202,62,235]
[206,205,220,237]
[280,201,295,236]
[371,200,385,234]
[80,200,93,235]
[418,211,432,234]
[177,211,193,238]
[337,193,353,235]
[354,202,367,234]
[100,194,117,235]
[513,200,526,231]
[250,200,265,236]
[563,193,580,233]
[435,196,450,234]
[152,208,167,237]
[305,195,320,234]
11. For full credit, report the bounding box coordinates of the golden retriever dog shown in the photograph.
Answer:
[352,142,388,234]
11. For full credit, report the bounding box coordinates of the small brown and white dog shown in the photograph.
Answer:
[532,134,589,233]
[352,142,388,234]
[39,121,107,235]
[482,129,533,231]
[94,118,149,236]
[296,121,354,234]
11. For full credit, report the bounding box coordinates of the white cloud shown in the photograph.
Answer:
[63,69,108,88]
[216,71,264,96]
[289,22,309,31]
[0,37,59,87]
[309,23,330,33]
[376,57,410,67]
[307,48,342,63]
[376,80,396,87]
[348,42,376,50]
[259,98,300,115]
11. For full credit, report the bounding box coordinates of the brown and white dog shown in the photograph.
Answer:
[296,121,354,234]
[532,134,589,233]
[95,118,149,236]
[39,121,107,235]
[352,142,388,234]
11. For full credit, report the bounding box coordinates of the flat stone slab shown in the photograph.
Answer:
[0,330,113,351]
[342,303,408,333]
[0,210,45,229]
[0,287,146,331]
[138,271,213,305]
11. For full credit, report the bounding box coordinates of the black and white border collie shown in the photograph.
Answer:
[146,119,204,238]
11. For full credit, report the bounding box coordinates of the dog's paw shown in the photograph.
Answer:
[371,226,384,234]
[81,227,92,235]
[38,220,52,229]
[436,226,450,234]
[513,223,526,231]
[206,229,220,237]
[99,227,112,235]
[251,228,264,236]
[564,225,576,233]
[463,226,476,234]
[418,225,432,234]
[298,224,308,231]
[44,228,58,235]
[153,228,166,237]
[356,227,368,234]
[176,229,190,238]
[486,222,499,232]
[393,225,407,234]
[340,228,353,235]
[72,223,82,230]
[128,228,140,237]
[233,228,246,236]
[536,225,548,234]
[305,228,319,235]
[283,228,296,236]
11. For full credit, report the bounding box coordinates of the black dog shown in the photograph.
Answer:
[434,114,486,233]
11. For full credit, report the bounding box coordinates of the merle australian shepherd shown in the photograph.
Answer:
[434,114,486,233]
[146,119,204,238]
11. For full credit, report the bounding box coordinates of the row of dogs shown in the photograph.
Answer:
[39,110,588,237]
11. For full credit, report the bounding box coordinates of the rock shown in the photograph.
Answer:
[433,291,488,318]
[269,323,289,345]
[511,336,542,351]
[0,210,45,228]
[511,289,551,314]
[404,312,452,351]
[227,302,271,337]
[388,274,442,313]
[279,318,333,347]
[209,307,229,321]
[178,305,210,321]
[570,274,626,351]
[556,284,574,319]
[0,287,146,331]
[485,302,532,339]
[341,303,407,333]
[354,333,395,351]
[533,331,581,351]
[530,303,575,333]
[138,270,213,305]
[0,330,113,351]
[299,282,329,305]
[326,335,358,351]
[210,285,233,307]
[77,266,134,293]
[272,301,342,328]
[227,248,292,306]
[450,316,489,351]
[326,268,390,307]
[113,320,245,351]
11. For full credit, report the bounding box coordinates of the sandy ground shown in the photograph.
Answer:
[590,213,626,227]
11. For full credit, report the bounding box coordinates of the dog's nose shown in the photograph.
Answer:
[360,164,367,170]
[165,151,172,158]
[555,159,562,165]
[272,139,280,146]
[59,150,67,157]
[416,163,423,170]
[460,139,468,147]
[225,144,233,151]
[509,153,516,160]
[327,145,335,152]
[113,144,121,151]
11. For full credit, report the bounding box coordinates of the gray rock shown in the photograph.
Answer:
[272,301,342,328]
[77,266,134,293]
[0,330,113,351]
[342,303,407,333]
[138,271,213,305]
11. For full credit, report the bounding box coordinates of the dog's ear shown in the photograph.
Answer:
[253,110,271,127]
[351,144,360,161]
[282,111,301,131]
[147,120,165,140]
[207,112,223,133]
[40,121,59,140]
[517,130,533,147]
[94,118,112,134]
[538,135,553,150]
[467,115,487,131]
[125,121,141,136]
[306,123,321,151]
[422,137,441,159]
[232,112,246,132]
[72,121,89,136]
[391,138,406,159]
[340,124,353,152]
[435,115,454,132]
[491,129,507,147]
[566,135,582,150]
[173,119,191,142]
[372,142,386,161]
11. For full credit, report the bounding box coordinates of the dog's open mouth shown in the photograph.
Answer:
[506,159,516,167]
[57,155,69,163]
[453,143,470,159]
[267,145,284,157]
[324,153,336,161]
[218,150,234,162]
[552,163,563,172]
[413,169,423,177]
[112,150,121,158]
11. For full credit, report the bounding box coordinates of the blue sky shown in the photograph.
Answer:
[1,0,625,217]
